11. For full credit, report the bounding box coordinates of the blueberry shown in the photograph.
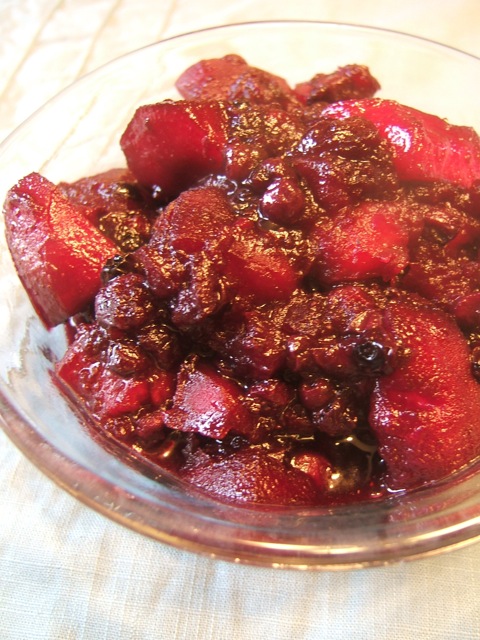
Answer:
[353,339,394,375]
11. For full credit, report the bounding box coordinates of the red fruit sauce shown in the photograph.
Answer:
[4,55,480,508]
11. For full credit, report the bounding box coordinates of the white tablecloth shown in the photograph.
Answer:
[1,1,480,638]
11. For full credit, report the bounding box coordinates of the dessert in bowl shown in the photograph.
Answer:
[1,21,480,569]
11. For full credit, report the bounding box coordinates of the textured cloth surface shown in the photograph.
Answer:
[1,1,480,638]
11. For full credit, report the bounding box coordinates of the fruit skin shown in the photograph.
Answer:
[221,220,299,304]
[120,100,228,202]
[3,172,117,328]
[57,340,155,421]
[291,116,400,213]
[56,323,176,422]
[312,201,412,284]
[183,447,322,507]
[151,185,236,254]
[162,358,254,440]
[294,64,381,104]
[175,54,296,107]
[58,168,145,224]
[370,297,480,490]
[322,98,480,188]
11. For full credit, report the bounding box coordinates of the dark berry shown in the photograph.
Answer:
[137,322,184,370]
[259,177,306,225]
[353,339,394,375]
[98,210,151,252]
[95,273,155,330]
[105,339,151,376]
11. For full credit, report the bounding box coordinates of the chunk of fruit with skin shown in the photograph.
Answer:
[96,370,152,419]
[313,201,413,285]
[212,306,287,380]
[163,358,254,439]
[183,447,322,506]
[135,186,235,301]
[3,172,117,327]
[134,243,184,299]
[322,98,480,188]
[138,186,236,324]
[175,54,297,107]
[290,450,335,491]
[56,334,151,420]
[58,168,146,223]
[370,298,480,490]
[294,64,381,104]
[59,169,154,252]
[56,324,176,421]
[151,186,237,254]
[401,245,480,316]
[323,284,380,334]
[149,369,177,408]
[222,220,299,303]
[170,250,227,327]
[225,104,306,183]
[120,100,228,201]
[291,116,399,211]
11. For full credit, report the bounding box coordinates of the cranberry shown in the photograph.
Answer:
[105,339,150,376]
[95,273,155,330]
[259,176,306,225]
[98,210,151,252]
[137,322,183,370]
[299,378,335,411]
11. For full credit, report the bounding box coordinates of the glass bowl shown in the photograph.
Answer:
[1,20,480,570]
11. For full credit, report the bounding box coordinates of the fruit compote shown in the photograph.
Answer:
[4,54,480,508]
